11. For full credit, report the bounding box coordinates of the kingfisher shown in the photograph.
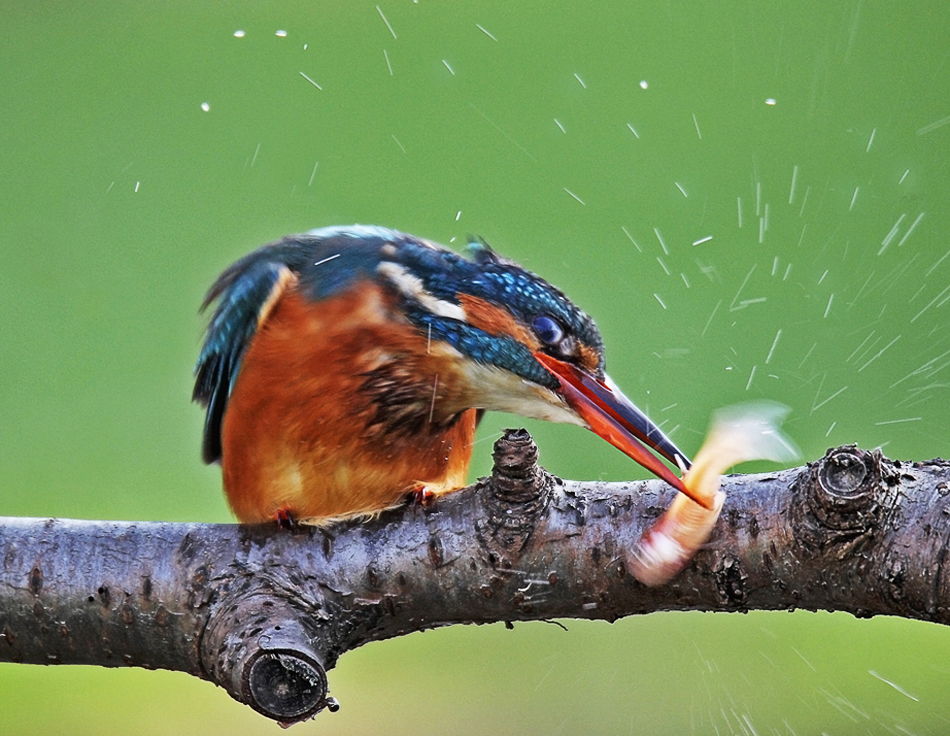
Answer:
[194,225,703,525]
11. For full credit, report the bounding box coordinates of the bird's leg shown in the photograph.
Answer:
[631,402,798,586]
[406,484,438,509]
[274,507,300,532]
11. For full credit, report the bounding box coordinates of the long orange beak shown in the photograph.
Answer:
[534,352,710,509]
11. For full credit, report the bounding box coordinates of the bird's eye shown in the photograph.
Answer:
[532,315,564,346]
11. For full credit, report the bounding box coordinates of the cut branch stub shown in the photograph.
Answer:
[201,589,338,725]
[791,444,901,560]
[809,445,894,531]
[478,428,551,551]
[816,446,879,514]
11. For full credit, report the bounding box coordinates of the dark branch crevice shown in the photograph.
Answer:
[1,430,949,724]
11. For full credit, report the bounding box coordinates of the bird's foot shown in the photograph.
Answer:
[406,486,438,509]
[275,507,301,533]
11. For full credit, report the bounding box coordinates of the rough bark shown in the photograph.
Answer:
[1,429,948,725]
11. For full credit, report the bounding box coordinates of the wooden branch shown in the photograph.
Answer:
[1,429,948,725]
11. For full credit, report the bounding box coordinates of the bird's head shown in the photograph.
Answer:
[329,227,694,499]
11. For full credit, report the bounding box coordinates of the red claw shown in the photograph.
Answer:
[408,486,437,509]
[275,507,299,531]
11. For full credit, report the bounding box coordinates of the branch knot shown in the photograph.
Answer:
[477,429,551,552]
[792,445,900,558]
[201,589,337,725]
[810,446,886,530]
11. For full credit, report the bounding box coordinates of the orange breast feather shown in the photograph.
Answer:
[220,280,476,523]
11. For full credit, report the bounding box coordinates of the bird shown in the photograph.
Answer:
[194,225,702,525]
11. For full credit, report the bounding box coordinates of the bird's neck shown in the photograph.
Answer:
[357,345,471,440]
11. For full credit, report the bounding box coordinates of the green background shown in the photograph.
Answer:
[2,2,949,733]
